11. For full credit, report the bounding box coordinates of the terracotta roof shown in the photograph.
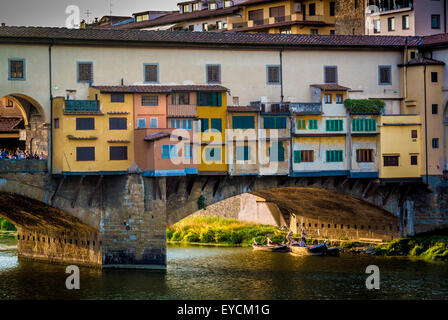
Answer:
[421,33,448,46]
[310,84,351,91]
[0,118,22,132]
[92,85,229,93]
[144,131,183,141]
[103,6,241,30]
[399,57,445,67]
[240,0,280,6]
[227,106,260,112]
[167,104,197,117]
[230,19,333,33]
[0,26,425,49]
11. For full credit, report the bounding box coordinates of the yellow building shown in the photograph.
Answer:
[197,91,228,174]
[379,115,422,180]
[227,0,336,34]
[52,87,134,175]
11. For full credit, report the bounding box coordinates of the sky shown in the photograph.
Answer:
[0,0,180,27]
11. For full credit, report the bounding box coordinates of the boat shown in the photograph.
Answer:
[290,243,340,257]
[252,243,290,252]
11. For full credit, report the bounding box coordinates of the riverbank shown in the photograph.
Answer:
[167,216,289,245]
[374,230,448,262]
[0,218,16,232]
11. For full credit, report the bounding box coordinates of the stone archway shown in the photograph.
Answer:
[0,94,48,157]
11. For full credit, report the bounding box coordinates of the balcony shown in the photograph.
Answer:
[368,0,413,14]
[167,104,197,118]
[290,103,322,115]
[229,14,329,30]
[65,100,100,113]
[250,101,290,114]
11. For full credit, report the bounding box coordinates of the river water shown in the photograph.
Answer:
[0,235,448,300]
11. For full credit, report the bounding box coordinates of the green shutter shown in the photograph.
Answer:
[309,119,318,130]
[200,118,209,132]
[294,150,301,163]
[277,117,287,129]
[233,116,254,129]
[197,92,202,106]
[211,118,222,132]
[217,93,222,106]
[264,117,275,129]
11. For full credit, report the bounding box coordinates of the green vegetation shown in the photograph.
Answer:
[167,216,288,246]
[375,234,448,262]
[0,217,16,231]
[344,99,385,114]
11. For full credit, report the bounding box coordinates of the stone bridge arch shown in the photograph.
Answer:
[165,175,432,240]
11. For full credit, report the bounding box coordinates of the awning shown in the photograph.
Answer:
[144,23,178,31]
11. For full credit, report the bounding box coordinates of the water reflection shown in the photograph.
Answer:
[0,238,447,300]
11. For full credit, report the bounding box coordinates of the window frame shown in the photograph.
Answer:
[431,72,438,83]
[141,95,159,106]
[137,118,146,129]
[162,145,178,159]
[383,155,399,167]
[110,93,125,103]
[8,58,26,81]
[76,147,95,161]
[402,15,410,30]
[431,14,441,29]
[143,63,159,84]
[266,64,281,85]
[77,61,93,83]
[432,138,439,149]
[378,65,392,85]
[356,149,373,163]
[388,17,395,31]
[206,64,221,84]
[109,117,127,130]
[109,146,128,161]
[76,118,95,130]
[324,66,338,84]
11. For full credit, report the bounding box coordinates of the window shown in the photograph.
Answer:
[335,94,343,104]
[209,2,217,10]
[402,15,410,30]
[266,65,281,84]
[236,146,250,161]
[383,155,399,166]
[411,130,418,139]
[211,118,222,132]
[137,118,146,129]
[330,30,335,35]
[232,116,255,129]
[388,17,395,31]
[248,9,264,24]
[310,29,318,35]
[6,99,14,108]
[294,150,314,163]
[224,1,232,8]
[326,119,343,131]
[410,155,418,166]
[77,62,93,82]
[374,20,380,33]
[8,59,25,80]
[410,51,416,59]
[326,150,343,162]
[431,72,438,83]
[431,15,441,29]
[183,4,191,12]
[206,64,221,84]
[150,118,158,128]
[309,119,318,130]
[110,93,124,103]
[356,149,373,163]
[297,119,306,130]
[379,66,392,85]
[330,2,335,16]
[110,146,128,161]
[432,138,439,149]
[162,145,177,159]
[193,3,199,11]
[172,93,190,105]
[144,64,159,83]
[184,144,193,159]
[200,118,209,132]
[269,142,285,162]
[324,94,332,104]
[206,147,221,161]
[309,3,316,16]
[54,118,59,129]
[352,118,377,132]
[202,23,208,31]
[264,116,287,129]
[432,104,439,115]
[170,119,192,130]
[76,147,95,161]
[269,6,285,22]
[142,95,158,106]
[324,66,337,84]
[109,118,127,130]
[198,92,222,106]
[76,118,94,130]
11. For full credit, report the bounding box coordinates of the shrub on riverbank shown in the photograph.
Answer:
[167,216,287,245]
[0,218,16,231]
[375,234,448,261]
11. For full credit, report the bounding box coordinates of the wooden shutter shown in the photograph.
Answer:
[109,118,127,130]
[324,66,337,84]
[145,64,158,83]
[268,66,280,83]
[248,9,264,23]
[207,65,220,83]
[78,63,93,82]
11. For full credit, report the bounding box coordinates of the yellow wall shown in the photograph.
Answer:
[197,93,228,173]
[379,115,422,179]
[52,88,134,174]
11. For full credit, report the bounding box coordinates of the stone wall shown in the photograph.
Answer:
[335,0,366,35]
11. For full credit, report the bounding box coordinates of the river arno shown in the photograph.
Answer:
[0,236,447,300]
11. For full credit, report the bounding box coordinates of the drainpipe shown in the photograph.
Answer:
[49,42,53,176]
[279,48,284,103]
[445,0,447,34]
[403,37,408,100]
[424,65,429,185]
